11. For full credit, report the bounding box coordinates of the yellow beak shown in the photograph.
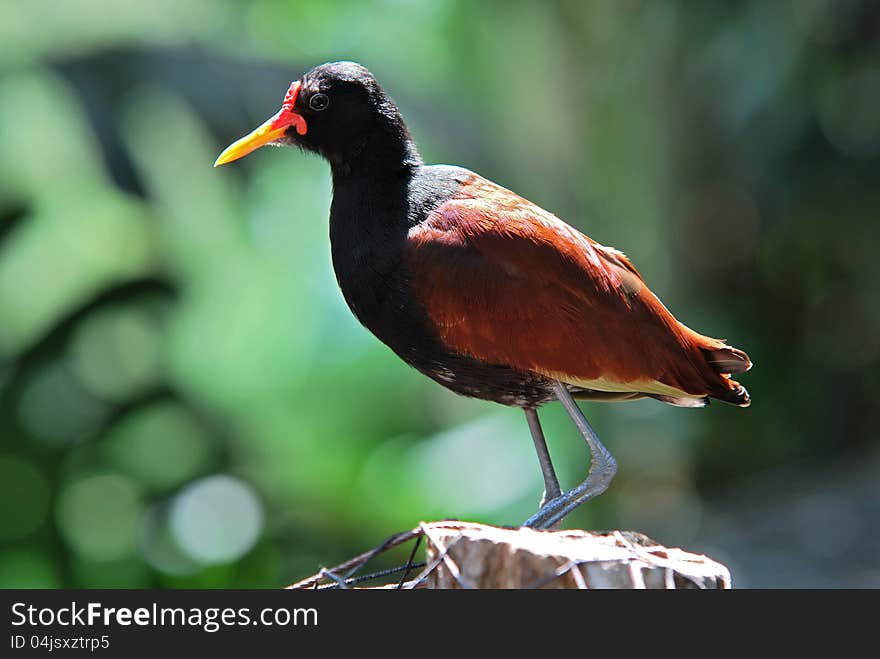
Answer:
[213,81,308,167]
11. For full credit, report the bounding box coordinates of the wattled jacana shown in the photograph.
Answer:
[214,62,752,529]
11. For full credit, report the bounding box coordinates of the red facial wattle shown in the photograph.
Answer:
[276,81,309,136]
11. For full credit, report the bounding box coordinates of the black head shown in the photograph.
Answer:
[215,61,421,175]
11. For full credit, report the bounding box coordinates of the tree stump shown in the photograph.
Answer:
[287,520,731,589]
[421,521,730,589]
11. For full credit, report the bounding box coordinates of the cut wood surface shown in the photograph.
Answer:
[422,521,730,589]
[288,520,731,589]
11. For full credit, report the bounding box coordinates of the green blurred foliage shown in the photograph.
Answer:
[0,0,877,587]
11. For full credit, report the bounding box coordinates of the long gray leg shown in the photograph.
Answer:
[524,408,562,507]
[523,381,618,529]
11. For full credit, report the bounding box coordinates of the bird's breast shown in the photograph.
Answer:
[329,210,420,349]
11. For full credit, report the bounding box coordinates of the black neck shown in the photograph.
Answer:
[329,114,422,182]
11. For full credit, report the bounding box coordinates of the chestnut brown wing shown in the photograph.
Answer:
[406,174,749,405]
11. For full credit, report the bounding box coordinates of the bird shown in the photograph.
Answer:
[214,61,751,529]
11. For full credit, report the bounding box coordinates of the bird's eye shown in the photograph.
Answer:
[309,93,329,111]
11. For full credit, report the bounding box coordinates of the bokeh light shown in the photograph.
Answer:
[170,475,264,564]
[104,402,212,490]
[18,362,107,445]
[69,305,164,402]
[405,414,540,516]
[56,473,143,561]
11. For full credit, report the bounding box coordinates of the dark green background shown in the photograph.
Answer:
[1,0,878,588]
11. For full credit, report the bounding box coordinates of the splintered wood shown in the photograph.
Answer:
[422,522,730,589]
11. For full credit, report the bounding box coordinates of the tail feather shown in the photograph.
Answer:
[714,379,751,407]
[703,345,752,374]
[698,340,752,407]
